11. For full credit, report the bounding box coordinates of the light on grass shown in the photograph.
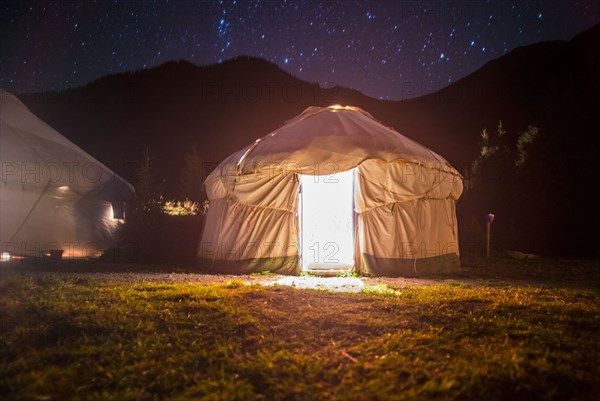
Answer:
[267,276,365,292]
[362,283,402,296]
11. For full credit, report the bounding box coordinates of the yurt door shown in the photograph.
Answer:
[299,168,355,271]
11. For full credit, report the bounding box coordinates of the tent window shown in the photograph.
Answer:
[299,169,355,271]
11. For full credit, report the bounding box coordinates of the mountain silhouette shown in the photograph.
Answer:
[17,57,384,193]
[15,23,600,257]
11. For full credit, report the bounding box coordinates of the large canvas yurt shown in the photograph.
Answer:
[199,105,463,277]
[0,90,134,259]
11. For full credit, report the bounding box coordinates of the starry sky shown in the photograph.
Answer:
[1,0,599,100]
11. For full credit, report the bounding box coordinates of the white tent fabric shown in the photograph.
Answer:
[1,90,134,258]
[198,105,463,276]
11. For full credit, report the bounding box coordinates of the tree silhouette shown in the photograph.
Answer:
[180,143,206,203]
[461,122,540,252]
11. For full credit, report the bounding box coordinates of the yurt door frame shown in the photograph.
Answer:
[298,168,356,272]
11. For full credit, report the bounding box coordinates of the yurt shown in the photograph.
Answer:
[198,105,463,277]
[0,90,134,259]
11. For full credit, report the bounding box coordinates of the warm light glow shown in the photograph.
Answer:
[162,199,199,216]
[58,248,102,259]
[1,252,10,262]
[327,105,363,112]
[57,185,69,192]
[108,204,124,223]
[300,169,355,270]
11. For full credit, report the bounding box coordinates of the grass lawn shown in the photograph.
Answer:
[1,269,599,401]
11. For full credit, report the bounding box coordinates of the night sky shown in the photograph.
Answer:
[1,0,599,100]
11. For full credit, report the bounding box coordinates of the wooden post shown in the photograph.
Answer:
[486,222,491,258]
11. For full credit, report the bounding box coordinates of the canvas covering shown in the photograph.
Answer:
[0,90,134,258]
[199,105,463,276]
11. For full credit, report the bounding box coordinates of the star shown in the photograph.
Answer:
[0,0,597,100]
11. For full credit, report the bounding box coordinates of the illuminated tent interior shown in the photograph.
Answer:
[199,105,463,277]
[0,90,134,258]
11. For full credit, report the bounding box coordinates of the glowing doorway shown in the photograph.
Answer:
[299,169,355,271]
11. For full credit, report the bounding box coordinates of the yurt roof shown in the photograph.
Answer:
[0,90,133,199]
[226,105,460,177]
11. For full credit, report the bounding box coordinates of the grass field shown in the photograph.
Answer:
[1,263,599,401]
